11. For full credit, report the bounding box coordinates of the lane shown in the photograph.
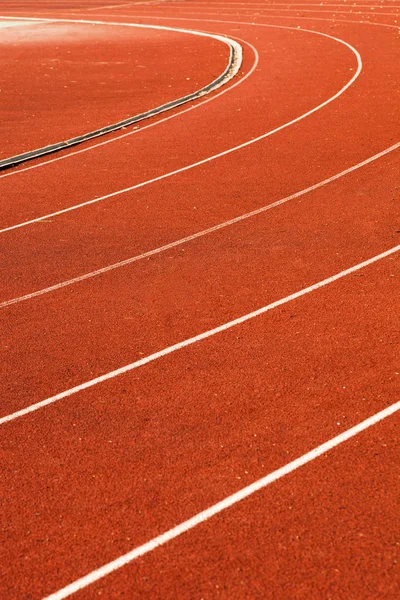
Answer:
[1,248,398,599]
[0,141,397,312]
[0,0,159,13]
[69,413,400,599]
[134,5,400,17]
[169,1,400,5]
[123,4,400,16]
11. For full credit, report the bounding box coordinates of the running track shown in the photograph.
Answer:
[0,1,399,598]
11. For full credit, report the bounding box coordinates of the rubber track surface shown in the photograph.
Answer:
[0,1,399,599]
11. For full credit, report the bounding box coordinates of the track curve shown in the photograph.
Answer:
[0,2,398,599]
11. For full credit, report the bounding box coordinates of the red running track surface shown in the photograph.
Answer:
[0,1,399,599]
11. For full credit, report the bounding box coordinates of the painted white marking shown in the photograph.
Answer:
[87,2,138,10]
[1,243,399,427]
[0,22,362,232]
[0,37,257,181]
[1,141,398,310]
[87,1,155,10]
[0,19,35,28]
[44,398,400,599]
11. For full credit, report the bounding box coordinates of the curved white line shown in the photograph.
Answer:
[1,141,398,309]
[0,23,362,233]
[135,6,400,17]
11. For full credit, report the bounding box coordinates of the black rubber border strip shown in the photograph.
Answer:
[0,29,240,171]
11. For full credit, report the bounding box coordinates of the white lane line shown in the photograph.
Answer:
[1,243,399,427]
[44,398,400,599]
[0,14,242,55]
[0,20,36,27]
[87,3,139,9]
[1,141,398,310]
[0,36,258,181]
[0,24,362,232]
